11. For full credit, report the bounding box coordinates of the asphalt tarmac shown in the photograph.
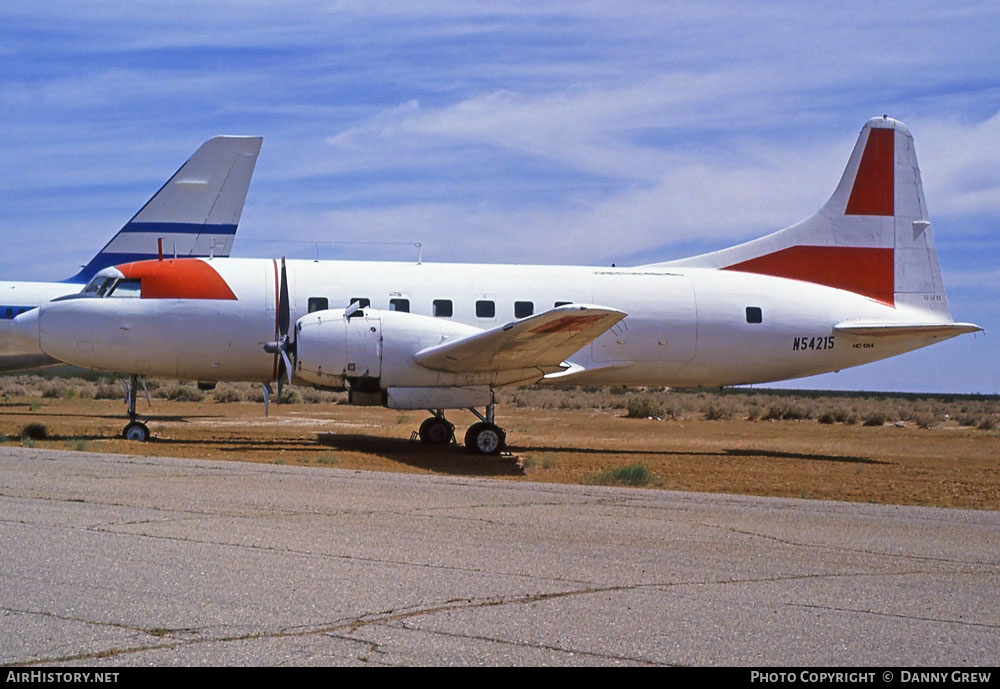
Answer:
[1,447,997,666]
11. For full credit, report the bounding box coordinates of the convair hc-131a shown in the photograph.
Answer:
[13,117,980,452]
[0,134,262,373]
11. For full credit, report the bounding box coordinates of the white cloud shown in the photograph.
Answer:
[916,111,1000,216]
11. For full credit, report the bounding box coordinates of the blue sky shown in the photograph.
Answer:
[1,1,997,393]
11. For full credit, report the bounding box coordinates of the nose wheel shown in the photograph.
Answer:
[120,374,151,442]
[122,421,150,442]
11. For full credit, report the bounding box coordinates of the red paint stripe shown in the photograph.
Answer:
[530,314,607,334]
[117,259,237,300]
[722,246,895,305]
[845,127,894,216]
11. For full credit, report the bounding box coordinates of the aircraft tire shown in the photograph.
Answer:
[122,421,150,442]
[464,422,505,455]
[419,417,453,445]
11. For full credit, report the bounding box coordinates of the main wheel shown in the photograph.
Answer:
[464,422,506,455]
[122,421,150,442]
[418,417,453,444]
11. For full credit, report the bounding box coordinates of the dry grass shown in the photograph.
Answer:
[498,384,998,430]
[2,375,996,429]
[1,375,998,510]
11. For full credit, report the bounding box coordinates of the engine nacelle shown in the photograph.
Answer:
[295,308,554,409]
[295,307,482,391]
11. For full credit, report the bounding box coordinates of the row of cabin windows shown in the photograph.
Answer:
[306,297,576,318]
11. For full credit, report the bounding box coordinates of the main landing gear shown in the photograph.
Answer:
[120,374,150,442]
[418,412,454,445]
[416,402,507,456]
[463,402,506,455]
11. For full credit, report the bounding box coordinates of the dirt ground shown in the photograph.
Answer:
[2,397,998,510]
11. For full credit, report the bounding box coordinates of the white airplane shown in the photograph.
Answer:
[12,117,980,451]
[0,134,263,372]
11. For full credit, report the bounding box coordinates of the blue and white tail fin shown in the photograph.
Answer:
[66,135,263,283]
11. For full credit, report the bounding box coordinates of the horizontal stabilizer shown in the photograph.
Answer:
[415,304,626,373]
[542,360,630,382]
[833,322,982,337]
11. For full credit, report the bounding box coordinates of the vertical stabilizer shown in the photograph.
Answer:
[649,117,951,319]
[66,135,263,283]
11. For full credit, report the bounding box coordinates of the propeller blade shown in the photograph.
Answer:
[266,258,295,406]
[262,382,272,417]
[281,349,293,386]
[278,257,290,339]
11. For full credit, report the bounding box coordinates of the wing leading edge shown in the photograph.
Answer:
[414,304,626,374]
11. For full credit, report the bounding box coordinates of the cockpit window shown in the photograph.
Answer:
[81,275,141,298]
[110,279,141,298]
[83,276,118,297]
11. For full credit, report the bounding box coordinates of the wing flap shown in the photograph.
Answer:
[415,304,626,373]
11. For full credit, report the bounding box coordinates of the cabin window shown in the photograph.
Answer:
[476,300,495,318]
[389,298,409,313]
[350,297,371,308]
[433,299,453,318]
[746,306,763,324]
[554,301,571,307]
[308,297,328,313]
[514,301,534,318]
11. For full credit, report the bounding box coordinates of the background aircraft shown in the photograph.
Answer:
[14,118,979,451]
[0,135,262,372]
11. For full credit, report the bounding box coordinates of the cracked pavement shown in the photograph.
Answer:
[1,446,997,666]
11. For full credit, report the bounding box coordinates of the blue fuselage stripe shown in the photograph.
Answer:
[1,305,36,319]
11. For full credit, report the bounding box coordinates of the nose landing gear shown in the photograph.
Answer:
[120,374,150,442]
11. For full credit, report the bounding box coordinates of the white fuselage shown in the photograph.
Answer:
[0,280,85,371]
[18,258,958,389]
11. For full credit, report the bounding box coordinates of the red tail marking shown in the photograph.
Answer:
[530,314,607,334]
[116,259,237,300]
[845,127,894,216]
[723,246,895,305]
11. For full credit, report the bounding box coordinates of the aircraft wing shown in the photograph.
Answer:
[414,304,626,374]
[833,321,982,337]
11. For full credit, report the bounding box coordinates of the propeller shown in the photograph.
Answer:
[263,258,295,409]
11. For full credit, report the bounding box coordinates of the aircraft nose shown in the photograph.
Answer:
[11,307,40,353]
